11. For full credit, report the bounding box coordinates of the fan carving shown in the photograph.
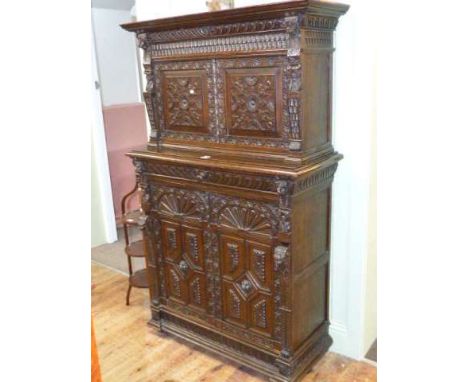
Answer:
[158,193,199,217]
[218,206,272,234]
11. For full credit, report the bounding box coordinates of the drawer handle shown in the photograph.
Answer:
[179,259,189,273]
[240,279,252,293]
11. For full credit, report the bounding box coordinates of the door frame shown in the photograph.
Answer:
[91,27,118,244]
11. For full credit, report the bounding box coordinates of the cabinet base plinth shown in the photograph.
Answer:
[148,311,332,382]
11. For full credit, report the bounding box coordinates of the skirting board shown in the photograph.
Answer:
[329,321,354,358]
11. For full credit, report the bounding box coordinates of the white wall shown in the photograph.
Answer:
[133,0,377,360]
[92,7,141,106]
[91,34,118,247]
[329,0,377,358]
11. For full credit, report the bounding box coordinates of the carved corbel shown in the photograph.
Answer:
[136,32,148,49]
[274,245,288,272]
[284,15,301,57]
[275,180,291,209]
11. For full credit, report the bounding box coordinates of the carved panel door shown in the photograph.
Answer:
[161,220,208,312]
[220,233,275,337]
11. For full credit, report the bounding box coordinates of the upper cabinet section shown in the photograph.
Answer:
[122,0,349,165]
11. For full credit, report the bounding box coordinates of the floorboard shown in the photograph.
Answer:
[92,262,376,382]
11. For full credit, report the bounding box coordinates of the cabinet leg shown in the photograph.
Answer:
[126,284,132,306]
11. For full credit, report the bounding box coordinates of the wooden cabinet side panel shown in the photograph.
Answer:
[290,186,331,349]
[300,52,332,152]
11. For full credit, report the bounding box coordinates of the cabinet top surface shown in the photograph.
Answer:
[127,146,342,178]
[121,0,349,32]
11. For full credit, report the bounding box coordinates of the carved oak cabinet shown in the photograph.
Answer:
[122,1,348,381]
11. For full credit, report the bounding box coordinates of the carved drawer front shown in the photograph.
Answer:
[220,234,275,336]
[161,221,207,310]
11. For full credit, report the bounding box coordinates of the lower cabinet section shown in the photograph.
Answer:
[136,163,338,381]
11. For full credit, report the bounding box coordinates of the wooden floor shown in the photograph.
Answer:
[92,262,376,382]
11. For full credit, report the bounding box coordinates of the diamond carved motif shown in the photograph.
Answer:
[236,274,256,299]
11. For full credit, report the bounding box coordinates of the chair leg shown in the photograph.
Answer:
[126,284,132,306]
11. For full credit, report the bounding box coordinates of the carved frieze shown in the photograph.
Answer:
[302,14,339,30]
[295,163,338,193]
[146,18,291,44]
[150,33,289,58]
[145,161,277,192]
[302,29,333,49]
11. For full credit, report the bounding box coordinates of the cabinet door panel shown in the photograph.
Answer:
[161,69,209,133]
[161,220,209,312]
[219,233,275,337]
[224,66,282,138]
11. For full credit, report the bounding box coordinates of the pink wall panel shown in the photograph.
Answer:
[102,103,147,220]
